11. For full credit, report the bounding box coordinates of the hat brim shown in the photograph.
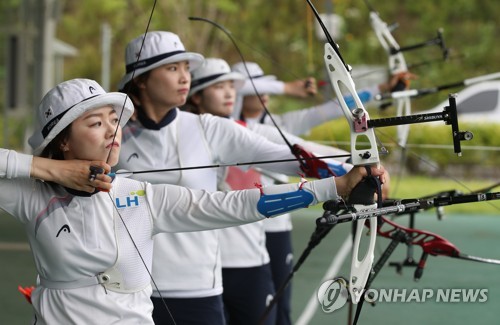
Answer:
[236,75,279,97]
[118,52,204,91]
[30,92,134,156]
[189,72,246,97]
[255,75,277,81]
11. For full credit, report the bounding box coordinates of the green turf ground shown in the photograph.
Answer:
[1,207,499,324]
[0,215,34,324]
[289,208,500,325]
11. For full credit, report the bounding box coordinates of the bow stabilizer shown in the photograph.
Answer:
[318,187,500,324]
[375,71,500,101]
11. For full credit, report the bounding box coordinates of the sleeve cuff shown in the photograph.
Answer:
[7,151,33,179]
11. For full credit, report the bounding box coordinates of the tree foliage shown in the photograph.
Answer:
[1,0,498,103]
[2,0,500,163]
[52,0,500,112]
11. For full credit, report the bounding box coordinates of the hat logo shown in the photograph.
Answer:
[45,106,53,119]
[89,86,96,94]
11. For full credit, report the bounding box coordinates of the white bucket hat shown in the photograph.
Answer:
[29,78,134,156]
[231,61,276,81]
[118,31,204,91]
[189,58,245,97]
[230,61,277,118]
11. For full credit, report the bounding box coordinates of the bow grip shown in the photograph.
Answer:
[390,73,409,93]
[347,167,379,206]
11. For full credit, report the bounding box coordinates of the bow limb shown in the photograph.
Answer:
[310,0,474,305]
[351,210,500,325]
[395,97,411,148]
[189,17,339,179]
[378,216,500,280]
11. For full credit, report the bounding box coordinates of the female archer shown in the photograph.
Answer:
[116,30,366,324]
[1,78,385,324]
[185,57,356,324]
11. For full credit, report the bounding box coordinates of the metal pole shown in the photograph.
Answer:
[101,23,111,91]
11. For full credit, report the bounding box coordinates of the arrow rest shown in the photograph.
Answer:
[322,197,347,214]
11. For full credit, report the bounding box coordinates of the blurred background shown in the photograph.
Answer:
[1,1,500,324]
[1,0,499,178]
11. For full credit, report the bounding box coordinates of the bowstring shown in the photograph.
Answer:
[103,1,177,323]
[189,17,297,151]
[373,127,500,213]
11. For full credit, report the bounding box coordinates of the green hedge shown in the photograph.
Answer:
[0,114,32,150]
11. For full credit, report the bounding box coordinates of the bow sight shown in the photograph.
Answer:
[366,94,473,156]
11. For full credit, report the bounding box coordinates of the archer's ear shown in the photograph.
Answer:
[190,93,202,106]
[132,75,148,90]
[128,93,141,107]
[60,140,69,152]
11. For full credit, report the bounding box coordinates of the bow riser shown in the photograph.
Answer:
[324,43,380,166]
[395,96,411,147]
[369,12,408,74]
[368,10,410,147]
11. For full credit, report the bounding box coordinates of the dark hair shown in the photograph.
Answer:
[120,72,150,104]
[181,96,201,114]
[40,125,72,160]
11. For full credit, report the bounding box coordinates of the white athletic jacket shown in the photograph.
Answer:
[116,109,307,298]
[248,121,352,234]
[0,148,338,324]
[219,121,352,267]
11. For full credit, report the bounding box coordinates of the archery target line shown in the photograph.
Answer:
[295,233,352,325]
[0,242,30,251]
